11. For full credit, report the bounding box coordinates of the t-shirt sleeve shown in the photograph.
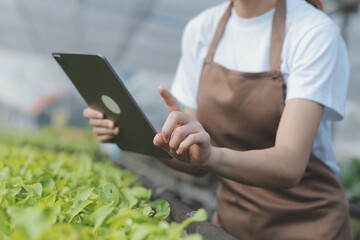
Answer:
[286,22,350,121]
[170,19,206,110]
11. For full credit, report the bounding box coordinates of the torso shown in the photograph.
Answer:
[171,0,349,174]
[193,1,352,238]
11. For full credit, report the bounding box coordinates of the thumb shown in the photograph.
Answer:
[158,86,181,112]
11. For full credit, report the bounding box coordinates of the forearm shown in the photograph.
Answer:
[205,146,308,189]
[201,100,322,189]
[158,157,208,177]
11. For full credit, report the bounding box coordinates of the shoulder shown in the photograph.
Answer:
[284,0,346,69]
[284,1,349,121]
[286,0,341,42]
[182,2,230,47]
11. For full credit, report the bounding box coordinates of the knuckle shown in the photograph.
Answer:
[168,112,176,120]
[193,121,202,130]
[206,132,210,139]
[106,120,114,128]
[175,127,184,137]
[102,121,109,128]
[102,129,109,135]
[188,134,195,143]
[100,121,106,128]
[97,128,105,135]
[204,133,209,140]
[169,111,180,120]
[193,123,200,130]
[203,132,210,141]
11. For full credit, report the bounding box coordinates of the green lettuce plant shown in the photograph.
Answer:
[0,129,207,240]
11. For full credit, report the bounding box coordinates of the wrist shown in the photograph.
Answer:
[202,146,222,171]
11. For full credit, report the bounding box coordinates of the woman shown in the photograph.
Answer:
[84,0,352,238]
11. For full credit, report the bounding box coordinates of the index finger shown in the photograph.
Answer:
[83,107,104,119]
[158,86,181,112]
[162,111,191,143]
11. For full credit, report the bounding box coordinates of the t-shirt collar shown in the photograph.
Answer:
[229,7,275,30]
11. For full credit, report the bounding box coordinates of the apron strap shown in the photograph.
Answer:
[204,0,287,72]
[204,2,233,64]
[270,0,286,71]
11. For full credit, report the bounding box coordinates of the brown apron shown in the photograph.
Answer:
[196,0,352,239]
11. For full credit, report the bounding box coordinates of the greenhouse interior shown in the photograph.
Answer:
[0,0,360,239]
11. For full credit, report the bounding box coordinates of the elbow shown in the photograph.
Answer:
[277,175,302,189]
[270,149,308,189]
[274,169,304,189]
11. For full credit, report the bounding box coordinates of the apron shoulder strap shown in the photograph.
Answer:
[204,2,233,64]
[270,0,286,71]
[204,0,287,72]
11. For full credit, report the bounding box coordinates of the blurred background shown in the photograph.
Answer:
[0,0,359,227]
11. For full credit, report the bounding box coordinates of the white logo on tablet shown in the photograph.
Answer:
[101,95,121,114]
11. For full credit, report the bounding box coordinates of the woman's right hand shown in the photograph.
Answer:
[83,107,120,143]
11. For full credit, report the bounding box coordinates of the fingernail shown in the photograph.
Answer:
[108,122,113,128]
[97,113,103,118]
[176,149,182,155]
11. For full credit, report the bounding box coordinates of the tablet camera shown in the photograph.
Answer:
[101,95,121,114]
[53,54,68,68]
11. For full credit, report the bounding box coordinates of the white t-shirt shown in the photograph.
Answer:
[171,0,350,174]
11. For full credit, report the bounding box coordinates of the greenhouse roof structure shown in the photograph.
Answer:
[0,0,359,156]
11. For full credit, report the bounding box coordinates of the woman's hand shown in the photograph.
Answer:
[83,108,120,143]
[153,86,213,167]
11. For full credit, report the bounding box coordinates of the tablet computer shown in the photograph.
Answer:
[52,53,172,159]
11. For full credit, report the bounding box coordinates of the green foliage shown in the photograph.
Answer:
[0,127,103,155]
[0,129,207,239]
[352,218,360,240]
[339,158,360,202]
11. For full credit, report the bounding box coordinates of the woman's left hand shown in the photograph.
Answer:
[153,86,213,167]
